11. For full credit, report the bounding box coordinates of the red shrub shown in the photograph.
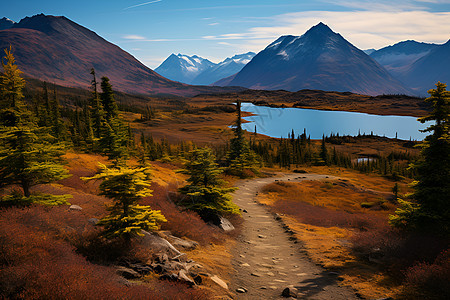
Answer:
[0,207,209,299]
[273,199,386,230]
[141,183,226,245]
[402,249,450,299]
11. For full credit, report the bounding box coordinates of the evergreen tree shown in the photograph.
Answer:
[0,48,70,206]
[227,100,258,176]
[0,46,25,109]
[100,76,118,122]
[319,134,329,165]
[390,82,450,233]
[179,148,239,218]
[83,164,166,242]
[89,68,105,139]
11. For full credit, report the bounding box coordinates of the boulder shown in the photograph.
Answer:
[167,235,199,250]
[178,269,195,286]
[140,230,181,258]
[69,205,82,211]
[116,266,141,279]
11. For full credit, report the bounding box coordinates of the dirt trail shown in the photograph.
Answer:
[229,173,357,299]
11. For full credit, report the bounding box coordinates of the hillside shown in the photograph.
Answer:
[0,14,244,97]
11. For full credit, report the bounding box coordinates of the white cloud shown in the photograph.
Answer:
[227,10,450,52]
[123,35,147,40]
[209,22,220,26]
[124,0,162,10]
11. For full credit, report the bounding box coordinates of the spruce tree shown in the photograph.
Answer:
[89,68,105,139]
[0,47,70,206]
[83,164,166,242]
[390,82,450,233]
[179,148,239,219]
[227,100,258,176]
[100,76,118,122]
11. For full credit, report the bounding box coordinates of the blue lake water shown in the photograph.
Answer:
[240,103,430,141]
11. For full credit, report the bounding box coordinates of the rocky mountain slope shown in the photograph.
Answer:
[224,23,411,96]
[155,52,255,85]
[0,14,243,97]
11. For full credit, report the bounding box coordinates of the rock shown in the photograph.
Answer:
[167,235,199,250]
[243,209,248,213]
[236,288,247,293]
[178,269,195,286]
[69,205,82,211]
[127,263,152,274]
[140,230,181,258]
[88,218,98,225]
[192,274,203,285]
[281,286,298,298]
[207,213,235,231]
[250,272,261,277]
[258,234,266,239]
[210,275,228,290]
[116,266,141,279]
[274,213,282,221]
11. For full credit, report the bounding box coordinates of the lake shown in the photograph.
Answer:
[240,103,430,141]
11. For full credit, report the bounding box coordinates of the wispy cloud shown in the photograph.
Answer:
[124,0,162,10]
[209,23,220,26]
[123,35,147,40]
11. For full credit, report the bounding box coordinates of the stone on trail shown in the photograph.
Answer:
[236,288,247,293]
[282,286,298,298]
[210,275,229,290]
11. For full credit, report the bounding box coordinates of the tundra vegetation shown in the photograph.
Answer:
[0,46,448,299]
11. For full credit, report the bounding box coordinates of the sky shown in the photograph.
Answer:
[4,0,450,69]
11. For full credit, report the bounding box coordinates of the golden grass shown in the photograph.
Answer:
[256,170,408,299]
[260,180,396,216]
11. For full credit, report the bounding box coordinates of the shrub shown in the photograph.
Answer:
[402,249,450,299]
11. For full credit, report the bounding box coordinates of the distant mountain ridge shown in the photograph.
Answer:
[223,23,411,96]
[155,52,255,85]
[0,17,15,30]
[0,14,243,96]
[370,40,439,78]
[154,54,216,85]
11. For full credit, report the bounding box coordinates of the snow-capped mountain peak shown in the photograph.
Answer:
[155,52,256,85]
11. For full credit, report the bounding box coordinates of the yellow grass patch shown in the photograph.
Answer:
[283,216,400,299]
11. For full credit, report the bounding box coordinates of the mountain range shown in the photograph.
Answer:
[221,23,412,96]
[0,14,449,97]
[155,52,255,85]
[0,14,243,97]
[370,40,450,95]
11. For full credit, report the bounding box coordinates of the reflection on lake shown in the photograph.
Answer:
[241,103,430,141]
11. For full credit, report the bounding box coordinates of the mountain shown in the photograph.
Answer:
[397,39,450,95]
[191,52,255,85]
[0,17,15,30]
[225,23,411,96]
[363,49,376,55]
[370,40,439,78]
[154,54,215,84]
[155,52,255,85]
[0,14,242,96]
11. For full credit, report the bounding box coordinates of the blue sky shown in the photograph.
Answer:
[4,0,450,68]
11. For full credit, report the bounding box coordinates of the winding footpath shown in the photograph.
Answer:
[229,173,357,299]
